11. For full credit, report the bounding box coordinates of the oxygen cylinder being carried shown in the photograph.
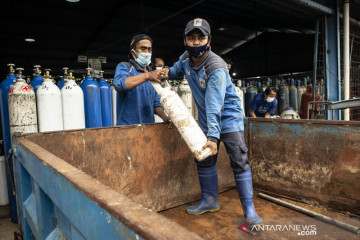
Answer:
[30,65,44,93]
[80,68,102,128]
[151,82,211,161]
[36,69,63,132]
[61,72,85,130]
[57,67,69,90]
[8,68,38,135]
[245,84,257,117]
[98,71,113,127]
[278,80,289,115]
[289,78,298,112]
[110,80,117,126]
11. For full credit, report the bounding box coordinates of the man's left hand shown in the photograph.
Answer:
[202,140,217,156]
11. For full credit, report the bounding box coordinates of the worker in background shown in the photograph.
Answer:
[224,58,233,71]
[224,58,235,83]
[153,57,165,70]
[113,34,170,125]
[161,18,263,228]
[249,87,277,118]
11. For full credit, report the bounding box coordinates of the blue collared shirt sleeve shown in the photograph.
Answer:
[168,55,185,80]
[205,69,227,139]
[114,63,130,94]
[154,92,162,109]
[268,98,277,114]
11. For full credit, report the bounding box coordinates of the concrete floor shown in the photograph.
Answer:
[0,206,19,240]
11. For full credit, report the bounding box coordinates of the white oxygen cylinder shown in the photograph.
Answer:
[178,77,194,114]
[0,156,8,206]
[37,69,63,132]
[61,72,85,130]
[235,80,245,113]
[151,82,211,161]
[8,68,38,135]
[111,82,117,126]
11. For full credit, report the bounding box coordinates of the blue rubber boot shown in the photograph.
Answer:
[187,166,220,215]
[234,169,263,228]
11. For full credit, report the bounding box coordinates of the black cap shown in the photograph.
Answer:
[130,34,152,50]
[184,18,211,36]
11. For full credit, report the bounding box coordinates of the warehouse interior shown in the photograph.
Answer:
[0,0,332,77]
[2,0,360,121]
[1,1,360,240]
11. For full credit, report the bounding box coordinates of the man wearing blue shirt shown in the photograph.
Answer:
[162,18,263,228]
[250,87,277,118]
[113,34,169,125]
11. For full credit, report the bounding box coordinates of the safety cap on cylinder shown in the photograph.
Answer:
[44,69,51,79]
[15,68,25,81]
[63,67,69,75]
[7,63,15,73]
[86,68,92,76]
[33,65,42,75]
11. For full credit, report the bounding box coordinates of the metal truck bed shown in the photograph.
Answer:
[12,119,360,239]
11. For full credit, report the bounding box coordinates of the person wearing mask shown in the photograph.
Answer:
[249,87,277,118]
[113,34,170,125]
[153,57,165,70]
[161,18,263,228]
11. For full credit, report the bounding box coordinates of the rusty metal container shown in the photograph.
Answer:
[11,118,360,239]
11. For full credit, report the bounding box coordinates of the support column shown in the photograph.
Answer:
[324,0,341,120]
[344,0,350,120]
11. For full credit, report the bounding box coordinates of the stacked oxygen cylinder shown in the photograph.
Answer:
[233,76,325,119]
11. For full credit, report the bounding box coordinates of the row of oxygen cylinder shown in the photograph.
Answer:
[233,77,325,117]
[2,65,116,134]
[0,65,208,213]
[0,64,116,209]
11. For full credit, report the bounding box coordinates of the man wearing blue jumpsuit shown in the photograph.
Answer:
[114,34,169,125]
[250,87,277,118]
[162,18,263,228]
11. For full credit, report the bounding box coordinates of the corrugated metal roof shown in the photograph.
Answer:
[1,0,359,78]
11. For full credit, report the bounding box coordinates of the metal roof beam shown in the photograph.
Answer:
[287,0,334,15]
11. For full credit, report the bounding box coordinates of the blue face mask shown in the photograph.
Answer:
[132,50,152,67]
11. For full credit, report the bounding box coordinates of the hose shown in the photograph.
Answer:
[258,192,360,234]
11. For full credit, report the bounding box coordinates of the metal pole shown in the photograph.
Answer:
[258,192,360,234]
[337,0,342,120]
[312,20,319,118]
[344,0,350,120]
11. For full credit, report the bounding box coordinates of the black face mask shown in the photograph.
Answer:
[185,43,210,58]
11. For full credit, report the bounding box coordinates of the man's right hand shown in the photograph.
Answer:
[160,68,170,80]
[147,70,163,83]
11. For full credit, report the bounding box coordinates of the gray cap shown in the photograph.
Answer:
[184,18,211,36]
